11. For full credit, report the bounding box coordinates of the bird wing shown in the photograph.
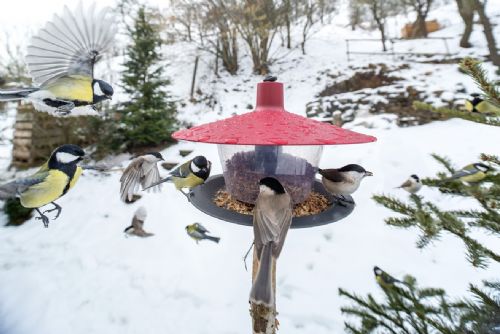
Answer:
[142,164,162,191]
[26,3,116,87]
[399,179,412,188]
[169,160,191,178]
[131,217,144,231]
[253,194,293,258]
[196,224,209,233]
[120,157,145,201]
[319,168,344,182]
[449,165,478,179]
[0,169,50,197]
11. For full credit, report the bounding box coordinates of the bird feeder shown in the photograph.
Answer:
[173,77,376,227]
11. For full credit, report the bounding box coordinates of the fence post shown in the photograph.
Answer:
[190,55,199,102]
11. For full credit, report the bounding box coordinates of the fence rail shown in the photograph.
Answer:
[345,37,455,61]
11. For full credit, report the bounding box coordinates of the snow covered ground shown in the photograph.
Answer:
[0,1,499,333]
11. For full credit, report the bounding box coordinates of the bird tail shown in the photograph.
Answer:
[0,88,38,101]
[0,182,18,200]
[205,235,220,243]
[143,176,172,191]
[249,242,274,307]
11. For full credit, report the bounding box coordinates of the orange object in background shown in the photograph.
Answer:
[401,20,441,38]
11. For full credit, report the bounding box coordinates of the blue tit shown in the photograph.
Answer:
[0,145,85,227]
[464,94,500,115]
[373,266,405,289]
[397,174,422,194]
[250,177,292,307]
[318,164,372,204]
[443,163,492,183]
[120,152,164,202]
[144,155,212,201]
[185,223,220,243]
[0,4,116,115]
[124,206,153,238]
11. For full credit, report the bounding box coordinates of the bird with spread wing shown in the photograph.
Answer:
[0,3,116,115]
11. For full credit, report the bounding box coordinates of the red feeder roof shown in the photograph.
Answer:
[173,80,376,145]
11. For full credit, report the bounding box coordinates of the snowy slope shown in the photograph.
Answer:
[1,0,500,333]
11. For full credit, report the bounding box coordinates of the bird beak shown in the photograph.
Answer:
[365,171,373,177]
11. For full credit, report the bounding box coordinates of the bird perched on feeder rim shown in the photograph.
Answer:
[120,152,164,202]
[250,177,293,307]
[373,266,407,289]
[144,155,212,201]
[185,223,220,244]
[442,163,492,183]
[318,164,373,204]
[397,174,422,194]
[124,206,153,237]
[0,144,85,227]
[0,3,116,115]
[465,94,500,115]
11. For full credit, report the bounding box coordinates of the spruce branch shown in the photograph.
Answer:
[460,57,500,107]
[413,101,500,126]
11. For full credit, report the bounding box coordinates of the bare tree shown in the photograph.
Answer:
[356,0,394,51]
[455,0,475,48]
[403,0,434,38]
[473,0,500,68]
[232,0,283,75]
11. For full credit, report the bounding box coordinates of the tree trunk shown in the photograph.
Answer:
[456,0,474,48]
[411,15,428,38]
[474,0,500,67]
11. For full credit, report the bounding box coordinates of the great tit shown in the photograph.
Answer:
[0,4,116,115]
[397,174,422,194]
[144,155,212,201]
[0,144,85,227]
[465,94,500,115]
[185,223,220,243]
[250,177,292,307]
[120,152,164,202]
[373,266,405,289]
[442,163,492,183]
[318,164,373,204]
[124,206,153,237]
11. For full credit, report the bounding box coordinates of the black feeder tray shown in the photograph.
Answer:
[189,175,355,229]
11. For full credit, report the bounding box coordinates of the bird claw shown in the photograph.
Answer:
[43,203,62,220]
[35,214,50,228]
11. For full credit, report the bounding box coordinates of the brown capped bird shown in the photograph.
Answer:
[120,153,164,202]
[124,206,153,237]
[318,164,372,204]
[249,177,293,307]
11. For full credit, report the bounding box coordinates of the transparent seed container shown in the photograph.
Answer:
[218,144,323,204]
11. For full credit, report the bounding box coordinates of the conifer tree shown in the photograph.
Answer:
[119,4,177,149]
[339,59,499,331]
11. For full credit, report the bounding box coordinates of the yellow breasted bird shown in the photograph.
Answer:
[144,156,211,201]
[186,223,220,243]
[0,3,116,115]
[0,145,85,227]
[443,163,492,183]
[464,94,500,115]
[373,266,406,289]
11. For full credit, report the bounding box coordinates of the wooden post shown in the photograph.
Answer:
[250,248,277,334]
[345,40,350,61]
[190,55,199,102]
[215,40,219,78]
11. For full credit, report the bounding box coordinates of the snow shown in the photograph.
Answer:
[1,0,500,333]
